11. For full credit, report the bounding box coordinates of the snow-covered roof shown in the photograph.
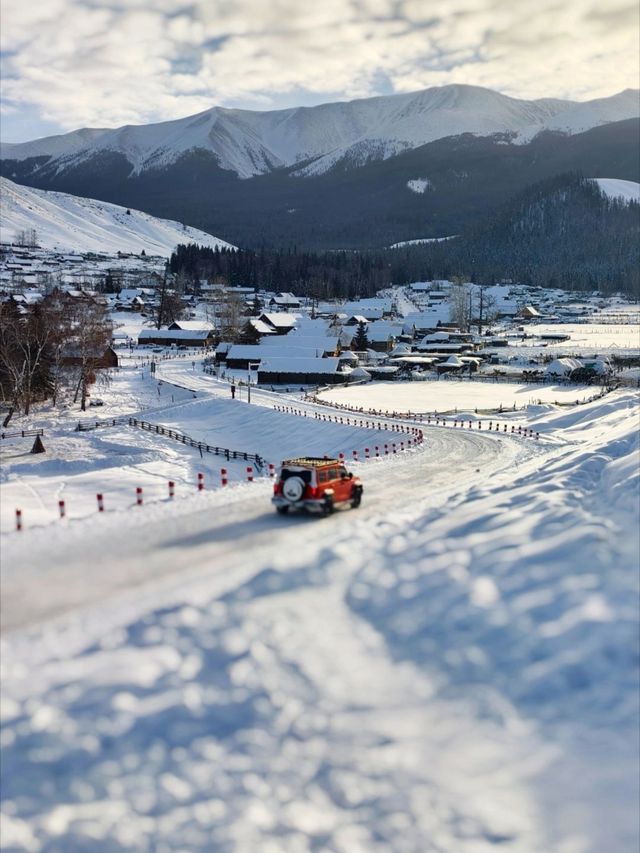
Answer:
[138,329,212,341]
[364,320,403,342]
[169,320,215,332]
[545,357,583,375]
[258,357,340,374]
[249,318,277,335]
[260,312,298,329]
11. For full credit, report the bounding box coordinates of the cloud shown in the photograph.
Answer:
[1,0,638,140]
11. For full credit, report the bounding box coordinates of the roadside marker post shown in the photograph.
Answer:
[221,469,228,486]
[268,463,275,477]
[58,500,66,519]
[136,487,143,506]
[15,509,22,531]
[168,481,175,499]
[97,493,104,512]
[246,467,254,482]
[197,472,204,491]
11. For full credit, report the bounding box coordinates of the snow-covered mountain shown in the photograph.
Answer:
[2,85,638,179]
[0,177,234,255]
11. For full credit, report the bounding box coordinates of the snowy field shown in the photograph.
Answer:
[1,357,639,852]
[319,379,598,413]
[517,322,640,354]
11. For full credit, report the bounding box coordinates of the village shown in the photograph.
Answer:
[2,240,639,414]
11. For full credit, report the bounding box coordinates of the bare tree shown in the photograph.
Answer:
[213,288,245,342]
[66,299,113,411]
[0,301,52,416]
[152,269,185,329]
[449,282,472,331]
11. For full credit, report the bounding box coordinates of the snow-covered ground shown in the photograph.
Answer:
[319,379,599,413]
[515,323,640,356]
[0,178,234,255]
[594,178,640,205]
[1,358,639,852]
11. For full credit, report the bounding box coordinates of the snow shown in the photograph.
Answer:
[0,178,234,255]
[515,322,640,355]
[1,354,639,851]
[407,178,431,194]
[389,236,456,248]
[3,85,638,179]
[593,178,640,205]
[318,379,601,413]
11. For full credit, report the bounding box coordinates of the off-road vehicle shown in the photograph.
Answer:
[272,457,363,516]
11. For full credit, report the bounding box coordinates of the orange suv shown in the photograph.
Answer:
[272,457,363,516]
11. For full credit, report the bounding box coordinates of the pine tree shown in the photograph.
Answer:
[353,321,369,350]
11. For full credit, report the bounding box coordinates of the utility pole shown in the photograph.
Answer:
[478,287,484,335]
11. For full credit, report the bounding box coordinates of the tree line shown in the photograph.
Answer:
[0,292,112,422]
[168,173,639,297]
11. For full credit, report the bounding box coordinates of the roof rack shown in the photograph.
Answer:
[281,457,341,467]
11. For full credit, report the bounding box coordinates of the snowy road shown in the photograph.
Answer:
[2,425,525,632]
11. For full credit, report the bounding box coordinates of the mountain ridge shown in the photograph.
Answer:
[2,85,638,180]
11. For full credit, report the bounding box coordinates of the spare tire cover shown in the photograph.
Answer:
[282,476,305,502]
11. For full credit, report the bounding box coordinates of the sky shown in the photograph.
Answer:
[1,0,638,143]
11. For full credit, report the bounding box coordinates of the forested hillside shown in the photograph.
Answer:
[170,174,639,296]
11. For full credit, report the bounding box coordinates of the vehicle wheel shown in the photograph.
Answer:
[276,506,289,515]
[351,489,362,508]
[322,497,334,517]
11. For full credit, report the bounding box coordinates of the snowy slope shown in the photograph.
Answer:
[1,378,638,852]
[2,86,638,179]
[594,178,640,204]
[0,177,235,254]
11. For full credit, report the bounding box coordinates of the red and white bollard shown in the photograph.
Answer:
[401,442,405,451]
[136,487,143,506]
[352,450,358,460]
[197,472,204,492]
[221,468,228,486]
[268,463,275,478]
[375,446,380,457]
[15,509,22,531]
[384,444,389,455]
[338,453,344,462]
[58,499,66,519]
[168,480,175,499]
[246,466,254,482]
[365,447,370,459]
[392,443,397,454]
[97,493,104,512]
